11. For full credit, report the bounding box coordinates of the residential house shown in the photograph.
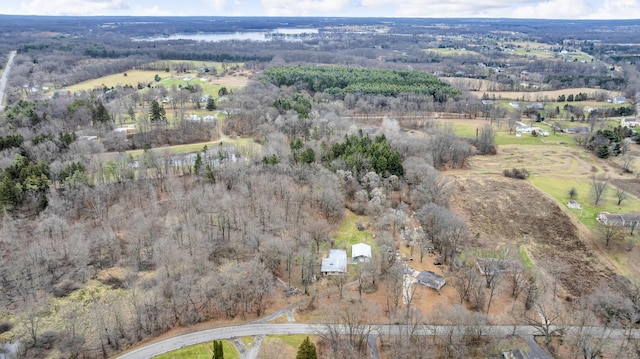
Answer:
[516,125,533,133]
[321,249,347,275]
[563,126,590,134]
[611,96,627,104]
[621,118,639,128]
[597,212,640,228]
[526,103,544,110]
[414,270,446,291]
[352,243,372,263]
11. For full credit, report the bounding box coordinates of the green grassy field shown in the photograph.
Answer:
[65,70,162,92]
[153,340,238,359]
[495,131,569,146]
[424,48,483,57]
[529,176,640,230]
[151,60,244,73]
[63,62,247,96]
[259,335,317,357]
[157,77,232,98]
[331,210,372,253]
[126,137,256,157]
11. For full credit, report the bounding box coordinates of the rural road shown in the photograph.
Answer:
[0,50,17,112]
[116,322,639,359]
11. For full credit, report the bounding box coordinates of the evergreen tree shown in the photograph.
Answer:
[149,100,167,122]
[128,106,136,121]
[296,337,317,359]
[206,97,217,111]
[212,340,224,359]
[596,144,610,159]
[93,101,112,124]
[194,152,202,175]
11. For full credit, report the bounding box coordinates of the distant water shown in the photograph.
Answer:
[135,28,319,42]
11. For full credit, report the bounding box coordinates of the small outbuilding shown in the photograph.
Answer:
[351,243,372,263]
[321,249,347,275]
[567,200,582,209]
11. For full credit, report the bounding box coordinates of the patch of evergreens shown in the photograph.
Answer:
[262,65,459,101]
[325,131,403,177]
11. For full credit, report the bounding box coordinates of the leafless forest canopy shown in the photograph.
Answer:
[0,15,639,358]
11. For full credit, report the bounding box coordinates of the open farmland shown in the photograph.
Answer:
[470,88,622,101]
[64,70,162,92]
[437,117,640,288]
[63,67,251,94]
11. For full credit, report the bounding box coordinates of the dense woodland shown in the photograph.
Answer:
[0,16,639,359]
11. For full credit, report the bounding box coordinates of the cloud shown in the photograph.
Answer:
[205,0,227,12]
[129,5,173,16]
[261,0,351,16]
[16,0,130,15]
[358,0,640,18]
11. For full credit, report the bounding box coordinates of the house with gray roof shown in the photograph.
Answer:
[415,270,446,291]
[321,249,347,275]
[598,212,640,228]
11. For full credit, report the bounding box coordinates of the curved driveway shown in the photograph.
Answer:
[116,322,639,359]
[0,50,17,112]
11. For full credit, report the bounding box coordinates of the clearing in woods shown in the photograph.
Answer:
[63,68,251,94]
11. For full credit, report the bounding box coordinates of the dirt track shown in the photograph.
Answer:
[449,174,618,296]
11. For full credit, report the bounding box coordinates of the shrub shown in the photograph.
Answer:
[503,168,530,179]
[52,279,81,298]
[0,322,13,334]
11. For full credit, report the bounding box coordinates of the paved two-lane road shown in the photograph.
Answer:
[0,50,17,112]
[116,322,639,359]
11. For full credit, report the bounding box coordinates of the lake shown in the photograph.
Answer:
[135,28,319,42]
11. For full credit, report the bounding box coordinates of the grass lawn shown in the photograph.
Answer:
[495,132,569,146]
[447,119,573,146]
[518,245,535,270]
[241,336,254,347]
[64,70,161,92]
[529,176,640,230]
[151,60,244,73]
[424,48,483,57]
[153,340,238,359]
[259,335,317,358]
[331,209,372,253]
[126,137,256,157]
[64,66,247,96]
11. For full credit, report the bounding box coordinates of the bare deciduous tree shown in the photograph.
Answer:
[591,175,609,205]
[615,187,628,206]
[319,301,380,357]
[600,222,625,248]
[526,298,565,348]
[450,265,479,304]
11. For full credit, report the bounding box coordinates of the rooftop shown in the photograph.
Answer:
[352,243,372,259]
[321,249,347,273]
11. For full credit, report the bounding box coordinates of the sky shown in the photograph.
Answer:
[2,0,640,19]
